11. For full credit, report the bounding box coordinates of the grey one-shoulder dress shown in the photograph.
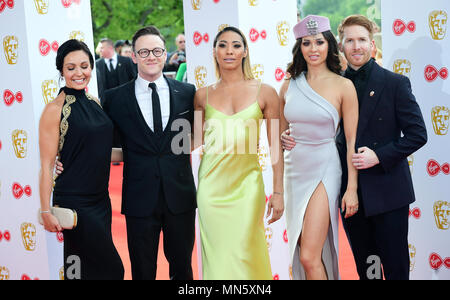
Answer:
[283,72,341,280]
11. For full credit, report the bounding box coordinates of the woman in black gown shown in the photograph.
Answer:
[38,40,124,280]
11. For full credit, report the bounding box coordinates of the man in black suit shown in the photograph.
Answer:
[102,26,196,280]
[282,15,427,280]
[96,38,136,101]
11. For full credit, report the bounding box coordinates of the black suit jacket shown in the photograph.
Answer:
[102,77,197,217]
[96,55,137,101]
[337,62,427,217]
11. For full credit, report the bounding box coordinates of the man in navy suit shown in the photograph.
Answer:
[282,15,427,279]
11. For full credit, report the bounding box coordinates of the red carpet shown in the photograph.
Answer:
[108,163,357,280]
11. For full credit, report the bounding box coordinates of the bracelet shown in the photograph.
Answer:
[273,192,283,195]
[40,210,51,214]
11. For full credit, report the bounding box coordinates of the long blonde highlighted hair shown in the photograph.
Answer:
[213,26,254,80]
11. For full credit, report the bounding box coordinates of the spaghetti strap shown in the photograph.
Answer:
[256,81,262,101]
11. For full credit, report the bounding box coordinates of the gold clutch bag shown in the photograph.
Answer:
[38,207,78,230]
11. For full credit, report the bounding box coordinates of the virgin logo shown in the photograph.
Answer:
[427,159,449,176]
[39,39,59,56]
[249,28,267,42]
[61,0,80,8]
[424,65,448,82]
[273,274,280,280]
[393,19,416,36]
[275,68,286,82]
[0,230,11,242]
[3,89,23,106]
[12,183,32,199]
[193,31,209,46]
[409,207,421,219]
[0,0,14,13]
[429,253,450,270]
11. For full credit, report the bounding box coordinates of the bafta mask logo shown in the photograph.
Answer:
[218,24,229,33]
[252,64,265,81]
[409,244,416,272]
[33,0,49,14]
[431,106,449,136]
[434,201,450,230]
[0,267,10,280]
[265,227,273,251]
[393,59,412,77]
[191,0,202,10]
[21,223,36,251]
[429,10,447,40]
[3,35,18,65]
[59,267,64,280]
[11,129,27,159]
[42,79,58,104]
[408,155,414,174]
[257,144,268,172]
[248,0,258,6]
[69,30,85,42]
[276,21,290,47]
[194,66,207,89]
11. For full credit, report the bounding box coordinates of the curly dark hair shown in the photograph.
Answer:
[286,31,341,79]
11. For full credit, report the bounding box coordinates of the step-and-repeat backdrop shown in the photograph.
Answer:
[183,0,298,280]
[382,0,450,279]
[0,0,97,280]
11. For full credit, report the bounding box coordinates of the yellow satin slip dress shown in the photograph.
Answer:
[197,83,272,280]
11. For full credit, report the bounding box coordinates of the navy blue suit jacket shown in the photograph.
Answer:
[337,62,427,217]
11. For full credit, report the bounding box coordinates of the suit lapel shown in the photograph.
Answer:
[165,76,179,129]
[159,77,179,150]
[124,80,157,143]
[356,63,386,141]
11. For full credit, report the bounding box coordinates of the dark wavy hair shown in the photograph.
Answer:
[286,31,341,79]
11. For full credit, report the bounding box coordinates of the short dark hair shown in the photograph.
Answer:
[287,30,341,79]
[132,26,166,51]
[56,39,94,75]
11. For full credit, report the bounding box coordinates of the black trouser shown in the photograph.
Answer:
[125,189,195,280]
[341,194,410,280]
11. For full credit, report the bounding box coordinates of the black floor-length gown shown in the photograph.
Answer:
[52,86,124,280]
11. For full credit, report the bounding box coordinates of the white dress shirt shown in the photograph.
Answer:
[135,74,171,132]
[105,53,118,71]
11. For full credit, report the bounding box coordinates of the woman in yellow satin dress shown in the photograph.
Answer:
[194,27,284,280]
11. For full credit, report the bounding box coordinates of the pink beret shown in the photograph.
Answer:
[293,15,331,39]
